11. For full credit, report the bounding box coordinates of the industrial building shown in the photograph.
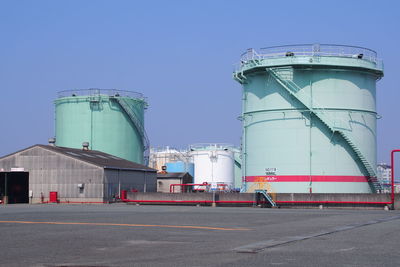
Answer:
[149,144,242,191]
[377,163,392,192]
[157,172,193,193]
[234,44,384,194]
[0,144,157,204]
[166,161,195,178]
[55,89,149,164]
[149,147,192,172]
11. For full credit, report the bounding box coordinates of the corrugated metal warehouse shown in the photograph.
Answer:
[0,144,157,204]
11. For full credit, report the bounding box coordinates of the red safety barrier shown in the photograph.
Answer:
[275,200,392,205]
[41,200,107,204]
[122,199,256,204]
[121,198,391,206]
[391,149,399,205]
[121,190,127,200]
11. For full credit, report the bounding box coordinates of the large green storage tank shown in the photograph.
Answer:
[55,89,148,164]
[233,44,384,193]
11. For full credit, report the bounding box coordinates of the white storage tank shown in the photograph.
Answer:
[189,143,235,191]
[149,146,190,171]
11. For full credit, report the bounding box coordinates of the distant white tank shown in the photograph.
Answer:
[149,146,190,171]
[189,143,235,191]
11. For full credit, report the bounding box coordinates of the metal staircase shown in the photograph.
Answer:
[255,190,277,207]
[111,97,150,164]
[266,67,381,192]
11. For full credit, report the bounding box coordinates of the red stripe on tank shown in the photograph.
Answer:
[245,175,369,183]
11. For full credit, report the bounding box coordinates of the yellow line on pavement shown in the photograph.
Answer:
[0,220,251,231]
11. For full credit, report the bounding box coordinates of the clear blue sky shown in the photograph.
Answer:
[0,0,399,163]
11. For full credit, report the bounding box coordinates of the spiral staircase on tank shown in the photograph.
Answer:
[264,66,381,192]
[110,97,150,165]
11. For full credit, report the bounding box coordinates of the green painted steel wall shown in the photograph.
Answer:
[235,52,383,193]
[55,94,146,164]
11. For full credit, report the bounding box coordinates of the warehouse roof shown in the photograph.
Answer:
[1,144,156,172]
[40,145,156,171]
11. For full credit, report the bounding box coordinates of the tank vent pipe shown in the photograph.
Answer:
[82,142,90,151]
[48,138,56,146]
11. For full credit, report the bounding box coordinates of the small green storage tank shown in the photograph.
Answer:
[55,89,148,164]
[233,44,384,193]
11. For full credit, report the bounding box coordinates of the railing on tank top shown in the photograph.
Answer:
[57,88,146,100]
[235,44,383,72]
[189,143,235,151]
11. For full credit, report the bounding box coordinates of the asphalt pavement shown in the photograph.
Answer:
[0,204,399,267]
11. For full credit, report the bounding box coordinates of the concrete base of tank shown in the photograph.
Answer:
[124,192,399,209]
